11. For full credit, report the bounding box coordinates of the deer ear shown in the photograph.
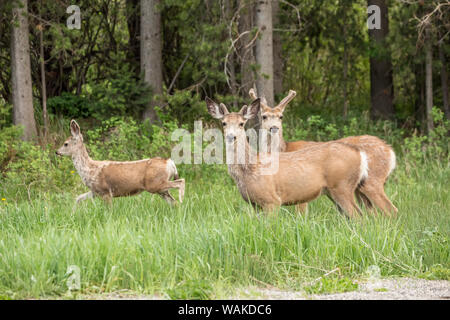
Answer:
[205,97,229,119]
[240,99,260,120]
[70,120,81,137]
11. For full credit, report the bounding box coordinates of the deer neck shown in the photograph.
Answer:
[226,138,258,178]
[71,144,97,188]
[266,129,287,153]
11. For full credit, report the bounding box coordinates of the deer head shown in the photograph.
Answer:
[249,88,296,135]
[206,97,260,145]
[56,120,84,156]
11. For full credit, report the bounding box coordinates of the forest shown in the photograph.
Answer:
[0,0,448,299]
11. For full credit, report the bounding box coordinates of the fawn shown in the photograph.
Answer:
[249,88,398,216]
[206,97,369,218]
[56,120,185,205]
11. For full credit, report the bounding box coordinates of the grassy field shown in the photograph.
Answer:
[0,159,448,299]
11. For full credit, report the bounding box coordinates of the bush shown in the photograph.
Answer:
[48,65,152,121]
[85,112,182,162]
[47,92,91,119]
[0,126,78,197]
[0,99,12,128]
[402,108,449,164]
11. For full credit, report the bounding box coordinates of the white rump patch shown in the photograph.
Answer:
[388,149,396,176]
[359,151,369,182]
[167,159,178,180]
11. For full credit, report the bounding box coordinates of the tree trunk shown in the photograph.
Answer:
[126,0,140,77]
[439,40,449,120]
[414,62,425,131]
[343,39,349,119]
[367,0,395,120]
[11,0,37,140]
[425,28,434,133]
[226,0,238,108]
[238,0,256,96]
[272,0,283,96]
[141,0,162,122]
[39,24,48,140]
[254,0,274,106]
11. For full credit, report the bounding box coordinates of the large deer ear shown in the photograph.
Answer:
[70,120,81,137]
[205,97,229,119]
[249,88,258,100]
[240,99,260,120]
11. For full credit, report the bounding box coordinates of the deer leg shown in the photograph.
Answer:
[157,179,185,204]
[328,188,362,219]
[295,203,308,214]
[101,194,112,206]
[75,191,94,204]
[261,203,281,217]
[159,191,176,205]
[360,183,397,217]
[72,191,94,212]
[355,189,375,215]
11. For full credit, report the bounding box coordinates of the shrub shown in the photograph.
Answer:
[0,126,78,197]
[48,65,152,121]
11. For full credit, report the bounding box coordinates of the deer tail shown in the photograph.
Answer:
[359,151,369,184]
[167,159,179,180]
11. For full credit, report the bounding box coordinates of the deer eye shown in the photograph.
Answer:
[279,116,283,120]
[262,115,267,120]
[64,143,68,147]
[239,123,244,127]
[222,122,226,127]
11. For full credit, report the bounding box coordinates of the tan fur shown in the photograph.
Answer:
[250,88,398,216]
[56,120,185,205]
[206,98,367,218]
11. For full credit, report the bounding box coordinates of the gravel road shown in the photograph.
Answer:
[237,278,450,300]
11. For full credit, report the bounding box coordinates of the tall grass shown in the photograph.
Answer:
[0,159,448,299]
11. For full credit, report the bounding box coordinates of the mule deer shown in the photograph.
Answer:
[249,88,397,216]
[56,120,185,206]
[206,97,369,218]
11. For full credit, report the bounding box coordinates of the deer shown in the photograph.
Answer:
[206,97,369,218]
[56,120,185,206]
[249,88,398,216]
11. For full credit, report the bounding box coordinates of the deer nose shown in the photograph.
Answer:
[270,126,279,133]
[55,151,60,156]
[226,134,236,144]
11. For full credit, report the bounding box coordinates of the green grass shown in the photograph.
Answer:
[0,160,448,299]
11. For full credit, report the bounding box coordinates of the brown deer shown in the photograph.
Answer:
[206,97,369,218]
[249,88,397,216]
[56,120,185,206]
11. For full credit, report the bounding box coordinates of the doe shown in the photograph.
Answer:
[249,88,398,216]
[56,120,185,206]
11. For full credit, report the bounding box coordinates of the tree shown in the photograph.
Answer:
[413,0,450,128]
[368,0,395,120]
[424,26,434,132]
[272,0,283,96]
[11,0,37,140]
[141,0,162,122]
[254,0,274,106]
[126,0,140,76]
[238,0,256,96]
[439,39,449,120]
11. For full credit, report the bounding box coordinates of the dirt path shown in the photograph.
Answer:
[236,278,450,300]
[65,278,449,300]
